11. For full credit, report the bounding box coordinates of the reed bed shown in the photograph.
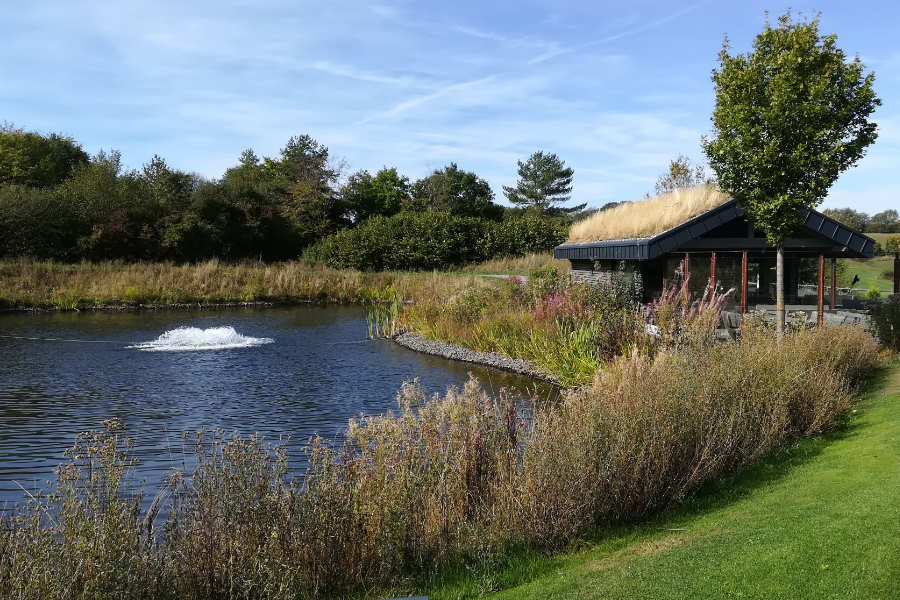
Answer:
[0,259,493,309]
[0,326,882,600]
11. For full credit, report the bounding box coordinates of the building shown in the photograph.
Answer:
[553,186,876,327]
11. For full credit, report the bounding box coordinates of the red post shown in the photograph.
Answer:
[710,251,716,295]
[684,252,690,280]
[741,250,748,315]
[817,254,824,328]
[831,258,837,309]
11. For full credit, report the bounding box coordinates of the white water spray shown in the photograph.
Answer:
[129,326,274,352]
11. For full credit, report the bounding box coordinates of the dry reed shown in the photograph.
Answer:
[567,184,731,243]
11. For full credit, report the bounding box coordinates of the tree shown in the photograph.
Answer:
[0,124,89,188]
[411,163,503,220]
[654,155,710,195]
[702,12,880,336]
[869,209,899,233]
[822,207,870,232]
[503,151,580,215]
[342,167,410,223]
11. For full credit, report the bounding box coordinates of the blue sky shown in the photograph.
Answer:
[2,1,898,212]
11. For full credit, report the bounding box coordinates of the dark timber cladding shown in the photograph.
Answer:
[555,199,875,320]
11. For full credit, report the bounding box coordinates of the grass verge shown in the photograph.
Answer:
[427,360,900,600]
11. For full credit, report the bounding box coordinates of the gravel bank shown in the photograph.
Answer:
[393,332,559,385]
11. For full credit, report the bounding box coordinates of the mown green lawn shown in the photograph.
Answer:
[843,255,894,295]
[427,363,900,600]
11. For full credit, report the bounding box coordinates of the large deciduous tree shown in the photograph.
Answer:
[342,167,410,223]
[503,150,580,215]
[411,163,503,220]
[0,124,89,188]
[702,12,880,336]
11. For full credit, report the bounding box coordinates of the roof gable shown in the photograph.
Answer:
[554,200,875,261]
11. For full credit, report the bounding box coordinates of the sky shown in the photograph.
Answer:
[2,0,898,213]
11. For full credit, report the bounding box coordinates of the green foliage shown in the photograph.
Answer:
[702,12,880,246]
[869,295,900,349]
[885,235,900,254]
[502,151,579,214]
[869,209,900,233]
[0,123,89,188]
[0,185,81,259]
[342,167,410,223]
[823,207,871,232]
[411,163,504,220]
[654,154,710,195]
[306,212,567,271]
[866,285,882,300]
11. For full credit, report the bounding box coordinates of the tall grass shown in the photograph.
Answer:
[0,259,493,309]
[460,253,569,275]
[399,268,727,385]
[0,326,882,600]
[567,184,730,243]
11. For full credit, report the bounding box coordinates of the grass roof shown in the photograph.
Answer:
[567,184,732,243]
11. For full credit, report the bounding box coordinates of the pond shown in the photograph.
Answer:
[0,306,550,508]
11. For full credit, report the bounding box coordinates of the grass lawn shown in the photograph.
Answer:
[843,255,894,295]
[426,362,900,600]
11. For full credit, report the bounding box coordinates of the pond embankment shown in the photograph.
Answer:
[393,332,559,385]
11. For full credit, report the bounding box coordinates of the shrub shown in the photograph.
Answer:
[885,235,900,254]
[866,285,882,300]
[306,212,567,271]
[0,184,82,259]
[870,295,900,350]
[305,211,488,270]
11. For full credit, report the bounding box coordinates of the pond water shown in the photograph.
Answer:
[0,306,550,508]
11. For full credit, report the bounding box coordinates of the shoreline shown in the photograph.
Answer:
[0,300,285,313]
[392,331,561,386]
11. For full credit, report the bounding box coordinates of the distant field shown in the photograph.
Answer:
[868,232,897,244]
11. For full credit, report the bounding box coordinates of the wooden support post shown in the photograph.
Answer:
[817,254,824,328]
[741,250,748,315]
[684,252,690,281]
[830,258,837,309]
[710,251,716,295]
[895,253,899,295]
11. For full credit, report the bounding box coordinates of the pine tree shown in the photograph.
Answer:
[503,151,581,215]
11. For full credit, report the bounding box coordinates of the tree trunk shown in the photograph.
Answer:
[776,245,785,338]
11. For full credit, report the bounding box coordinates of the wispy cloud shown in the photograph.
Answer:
[356,75,498,124]
[309,61,431,88]
[529,3,703,64]
[2,0,896,213]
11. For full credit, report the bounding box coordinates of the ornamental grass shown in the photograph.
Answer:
[0,324,882,599]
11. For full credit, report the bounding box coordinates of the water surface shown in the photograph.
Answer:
[0,306,548,507]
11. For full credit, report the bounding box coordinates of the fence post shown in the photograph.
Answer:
[741,250,748,316]
[894,252,899,295]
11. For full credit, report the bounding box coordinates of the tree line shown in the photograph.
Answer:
[821,207,900,234]
[0,123,583,268]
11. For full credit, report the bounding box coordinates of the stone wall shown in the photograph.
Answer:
[569,259,614,287]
